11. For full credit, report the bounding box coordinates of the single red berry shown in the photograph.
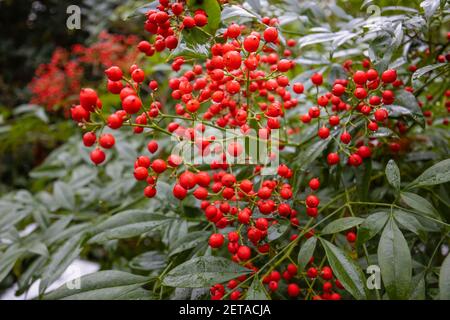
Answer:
[151,159,167,173]
[227,23,241,38]
[263,27,278,42]
[243,35,260,52]
[268,280,278,291]
[306,195,320,208]
[311,73,323,86]
[82,132,96,147]
[79,88,98,111]
[209,233,225,248]
[122,95,142,114]
[147,140,158,153]
[293,83,304,94]
[90,148,105,165]
[105,66,123,81]
[99,133,115,149]
[287,283,300,297]
[318,126,330,139]
[237,245,251,260]
[381,69,397,83]
[144,185,157,198]
[173,183,187,199]
[353,71,367,85]
[309,178,320,190]
[307,267,318,278]
[340,131,351,144]
[346,231,357,243]
[327,152,340,165]
[134,167,148,181]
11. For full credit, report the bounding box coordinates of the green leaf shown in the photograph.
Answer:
[440,253,450,300]
[169,231,209,257]
[246,275,270,300]
[39,234,83,295]
[44,270,150,300]
[322,217,364,235]
[409,272,426,300]
[357,212,389,245]
[53,181,75,211]
[162,256,251,288]
[267,219,289,242]
[393,210,425,237]
[168,29,211,60]
[378,218,412,299]
[88,210,171,244]
[129,251,167,272]
[420,0,440,19]
[400,192,440,218]
[320,239,367,300]
[297,237,317,271]
[412,63,446,87]
[221,5,258,21]
[385,160,401,191]
[386,90,424,127]
[294,138,332,171]
[407,159,450,189]
[187,0,221,35]
[0,246,26,282]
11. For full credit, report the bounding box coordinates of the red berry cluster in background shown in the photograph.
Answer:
[68,0,449,300]
[28,32,140,113]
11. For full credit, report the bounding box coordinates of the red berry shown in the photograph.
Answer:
[80,88,98,111]
[353,71,367,85]
[268,280,278,291]
[122,95,142,114]
[90,148,105,165]
[134,167,148,180]
[309,178,320,190]
[357,145,372,158]
[147,140,158,153]
[183,16,196,28]
[311,73,323,86]
[243,35,260,52]
[354,87,367,99]
[318,126,330,139]
[151,159,167,173]
[131,68,145,83]
[306,195,320,208]
[144,186,157,198]
[82,132,96,147]
[346,231,357,243]
[381,69,397,83]
[293,83,304,94]
[327,152,340,165]
[99,133,115,149]
[263,27,278,42]
[237,245,251,260]
[105,66,123,81]
[209,233,225,248]
[340,131,351,144]
[374,108,388,122]
[287,283,300,297]
[173,183,187,199]
[227,23,241,38]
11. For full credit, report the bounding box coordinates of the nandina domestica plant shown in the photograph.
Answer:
[1,0,449,301]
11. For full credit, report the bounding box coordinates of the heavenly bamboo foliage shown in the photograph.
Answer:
[0,0,449,301]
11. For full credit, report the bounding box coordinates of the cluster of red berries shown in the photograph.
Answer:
[69,6,434,300]
[298,67,404,167]
[139,0,208,55]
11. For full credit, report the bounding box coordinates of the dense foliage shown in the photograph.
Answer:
[0,0,449,300]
